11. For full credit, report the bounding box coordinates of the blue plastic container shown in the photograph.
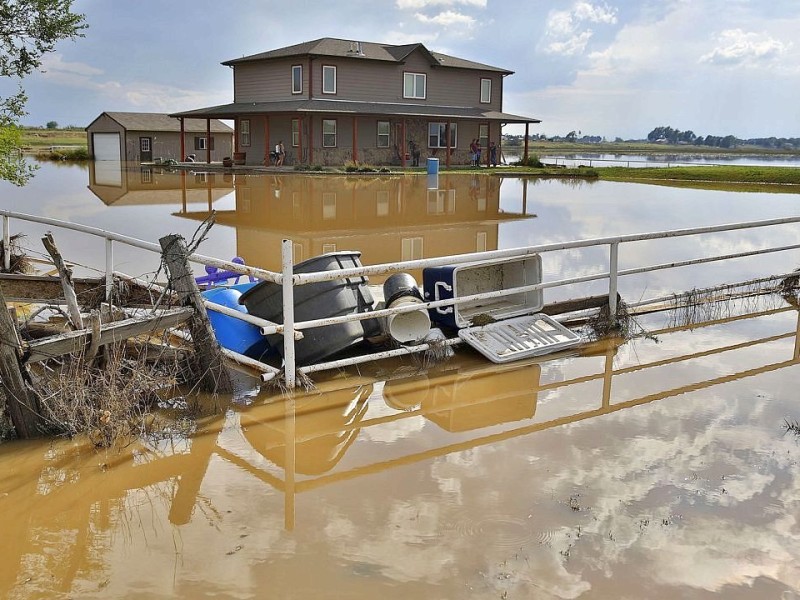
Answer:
[202,284,271,359]
[426,157,439,175]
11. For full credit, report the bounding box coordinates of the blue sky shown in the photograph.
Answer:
[6,0,798,139]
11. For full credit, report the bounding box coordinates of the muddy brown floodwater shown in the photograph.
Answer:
[2,162,800,597]
[1,298,799,599]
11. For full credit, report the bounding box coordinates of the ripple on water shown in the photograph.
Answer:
[448,513,538,550]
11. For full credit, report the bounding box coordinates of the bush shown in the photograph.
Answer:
[513,154,545,168]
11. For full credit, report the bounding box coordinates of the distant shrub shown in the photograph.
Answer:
[47,147,89,161]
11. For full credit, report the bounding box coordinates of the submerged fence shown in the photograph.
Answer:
[3,209,800,387]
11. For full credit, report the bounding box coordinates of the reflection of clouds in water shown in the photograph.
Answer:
[360,414,427,444]
[328,499,453,584]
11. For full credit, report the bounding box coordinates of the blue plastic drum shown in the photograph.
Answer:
[202,284,271,359]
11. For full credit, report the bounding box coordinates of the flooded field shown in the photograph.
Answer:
[1,162,799,598]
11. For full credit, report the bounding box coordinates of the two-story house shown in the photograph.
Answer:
[171,37,540,167]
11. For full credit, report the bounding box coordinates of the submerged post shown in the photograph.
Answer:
[159,234,232,394]
[281,239,296,388]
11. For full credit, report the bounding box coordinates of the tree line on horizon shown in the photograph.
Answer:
[503,127,799,150]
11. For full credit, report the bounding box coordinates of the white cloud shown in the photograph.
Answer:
[542,1,618,56]
[414,10,476,26]
[397,0,486,8]
[40,53,103,78]
[700,29,791,67]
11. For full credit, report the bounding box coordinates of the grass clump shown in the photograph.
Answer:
[36,343,184,448]
[344,160,378,173]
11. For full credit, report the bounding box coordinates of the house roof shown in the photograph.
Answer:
[222,37,513,74]
[170,99,540,124]
[87,112,233,133]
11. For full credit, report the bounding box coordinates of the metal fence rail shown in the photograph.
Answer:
[3,209,799,387]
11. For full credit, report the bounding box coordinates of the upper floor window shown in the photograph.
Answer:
[377,121,390,148]
[480,78,491,103]
[292,65,303,94]
[322,119,337,147]
[428,122,457,148]
[322,65,337,94]
[404,72,426,99]
[240,119,251,147]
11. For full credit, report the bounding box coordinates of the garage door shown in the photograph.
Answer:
[92,133,121,161]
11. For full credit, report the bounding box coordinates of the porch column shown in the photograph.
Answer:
[180,118,185,162]
[446,120,451,169]
[309,117,314,164]
[486,122,491,166]
[352,117,358,163]
[524,123,530,162]
[264,117,270,165]
[401,120,406,168]
[205,118,211,164]
[234,117,239,154]
[298,115,303,165]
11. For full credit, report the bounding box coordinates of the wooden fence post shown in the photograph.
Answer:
[0,286,44,438]
[159,234,232,394]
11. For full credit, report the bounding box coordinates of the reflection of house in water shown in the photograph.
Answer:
[175,173,536,276]
[87,161,234,208]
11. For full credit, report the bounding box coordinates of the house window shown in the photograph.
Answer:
[404,72,426,99]
[377,121,390,148]
[322,119,337,147]
[322,65,337,94]
[428,122,457,148]
[240,119,250,147]
[322,243,337,254]
[194,137,215,151]
[480,78,491,103]
[291,119,300,147]
[292,65,303,94]
[140,138,151,153]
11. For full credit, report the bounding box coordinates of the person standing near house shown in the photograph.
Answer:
[275,140,286,166]
[489,142,498,167]
[469,139,478,166]
[475,140,482,167]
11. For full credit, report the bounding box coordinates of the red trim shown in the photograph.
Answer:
[352,117,358,162]
[180,118,185,161]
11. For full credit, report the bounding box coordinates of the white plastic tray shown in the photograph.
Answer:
[458,314,581,363]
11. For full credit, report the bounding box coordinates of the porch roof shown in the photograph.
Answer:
[170,99,540,124]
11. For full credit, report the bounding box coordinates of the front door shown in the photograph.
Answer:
[139,137,152,163]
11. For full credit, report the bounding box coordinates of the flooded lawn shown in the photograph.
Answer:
[1,162,799,598]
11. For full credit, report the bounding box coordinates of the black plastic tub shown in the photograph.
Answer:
[239,252,380,365]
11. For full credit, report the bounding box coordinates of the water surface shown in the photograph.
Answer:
[0,161,799,598]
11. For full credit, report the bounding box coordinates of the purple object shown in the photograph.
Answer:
[195,257,255,288]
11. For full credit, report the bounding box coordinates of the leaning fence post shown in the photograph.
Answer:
[282,239,296,388]
[0,286,44,438]
[159,234,232,394]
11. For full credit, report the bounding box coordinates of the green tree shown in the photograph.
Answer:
[1,0,86,185]
[46,120,58,129]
